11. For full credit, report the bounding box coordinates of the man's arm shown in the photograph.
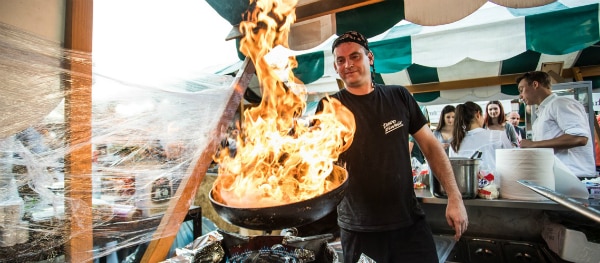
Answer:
[413,125,468,240]
[520,134,588,149]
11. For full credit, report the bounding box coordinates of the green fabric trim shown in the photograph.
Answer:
[371,37,412,74]
[206,0,248,26]
[407,64,439,84]
[413,91,440,103]
[526,4,600,55]
[501,50,541,75]
[336,0,405,38]
[501,84,520,96]
[575,41,600,67]
[374,72,385,84]
[293,52,325,84]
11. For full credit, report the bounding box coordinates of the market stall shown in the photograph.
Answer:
[1,0,600,262]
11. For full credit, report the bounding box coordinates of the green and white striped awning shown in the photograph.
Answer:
[209,0,600,105]
[286,0,600,104]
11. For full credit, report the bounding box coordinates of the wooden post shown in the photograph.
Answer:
[141,58,255,263]
[63,0,94,262]
[572,67,584,82]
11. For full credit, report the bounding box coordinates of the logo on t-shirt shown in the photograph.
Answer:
[383,119,404,134]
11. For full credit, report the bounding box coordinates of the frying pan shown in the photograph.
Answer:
[209,165,348,230]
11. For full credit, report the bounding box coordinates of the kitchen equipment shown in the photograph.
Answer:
[174,228,337,263]
[469,150,482,160]
[431,157,480,199]
[218,228,336,262]
[517,180,600,224]
[209,165,348,230]
[447,237,555,263]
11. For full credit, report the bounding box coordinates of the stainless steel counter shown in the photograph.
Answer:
[415,188,600,241]
[415,188,600,211]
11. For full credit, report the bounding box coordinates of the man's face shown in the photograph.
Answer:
[333,42,373,88]
[518,79,537,105]
[507,112,520,126]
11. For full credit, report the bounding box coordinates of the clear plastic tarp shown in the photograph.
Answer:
[0,20,238,262]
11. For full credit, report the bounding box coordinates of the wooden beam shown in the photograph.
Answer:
[582,66,600,78]
[571,67,584,81]
[141,58,255,263]
[561,65,600,79]
[547,70,567,83]
[295,0,384,23]
[63,0,94,262]
[407,65,600,94]
[406,74,521,93]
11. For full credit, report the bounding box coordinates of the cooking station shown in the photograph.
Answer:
[416,188,600,263]
[194,165,348,263]
[186,181,599,263]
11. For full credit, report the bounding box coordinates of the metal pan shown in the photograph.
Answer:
[209,165,348,230]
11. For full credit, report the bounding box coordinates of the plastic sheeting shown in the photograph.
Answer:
[0,20,237,262]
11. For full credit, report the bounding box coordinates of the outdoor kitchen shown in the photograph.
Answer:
[1,0,600,263]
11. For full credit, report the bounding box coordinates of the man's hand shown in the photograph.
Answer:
[519,139,534,148]
[446,196,468,241]
[412,125,468,240]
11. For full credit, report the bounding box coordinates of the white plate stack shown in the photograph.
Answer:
[496,148,555,200]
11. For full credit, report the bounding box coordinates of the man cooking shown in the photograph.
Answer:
[316,31,468,263]
[517,71,595,177]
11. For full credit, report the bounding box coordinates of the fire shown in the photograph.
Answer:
[212,0,355,208]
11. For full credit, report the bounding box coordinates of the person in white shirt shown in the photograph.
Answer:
[450,101,513,171]
[517,71,595,178]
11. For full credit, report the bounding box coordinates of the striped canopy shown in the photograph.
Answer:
[288,0,600,104]
[209,0,600,105]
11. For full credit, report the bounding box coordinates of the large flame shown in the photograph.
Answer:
[212,0,355,208]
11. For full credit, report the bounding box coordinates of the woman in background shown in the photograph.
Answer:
[433,105,455,155]
[450,101,513,171]
[484,101,519,147]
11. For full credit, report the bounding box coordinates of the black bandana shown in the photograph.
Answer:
[332,31,369,53]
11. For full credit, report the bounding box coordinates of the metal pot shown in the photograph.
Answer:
[209,165,348,230]
[431,157,480,199]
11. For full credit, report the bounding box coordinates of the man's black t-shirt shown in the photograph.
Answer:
[318,84,428,231]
